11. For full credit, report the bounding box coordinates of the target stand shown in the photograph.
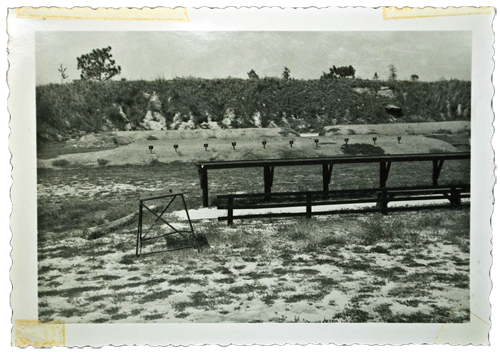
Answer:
[136,189,200,256]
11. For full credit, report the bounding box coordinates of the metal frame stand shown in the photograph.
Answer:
[136,189,200,256]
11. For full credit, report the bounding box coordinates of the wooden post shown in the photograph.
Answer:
[199,167,209,207]
[306,193,312,218]
[264,166,274,201]
[450,187,461,207]
[136,201,143,256]
[378,162,391,213]
[227,196,234,225]
[322,163,333,199]
[379,162,391,188]
[432,160,444,186]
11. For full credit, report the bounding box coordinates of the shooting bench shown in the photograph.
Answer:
[136,189,199,256]
[195,152,471,207]
[216,184,470,225]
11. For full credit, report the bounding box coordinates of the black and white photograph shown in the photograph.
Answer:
[7,5,494,347]
[35,30,472,323]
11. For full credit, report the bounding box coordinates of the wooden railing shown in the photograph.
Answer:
[195,152,471,207]
[217,184,470,225]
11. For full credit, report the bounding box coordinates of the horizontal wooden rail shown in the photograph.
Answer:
[217,194,470,210]
[196,152,470,170]
[217,185,470,224]
[218,204,468,223]
[216,184,470,200]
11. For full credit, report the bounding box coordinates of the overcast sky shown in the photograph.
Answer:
[36,31,471,85]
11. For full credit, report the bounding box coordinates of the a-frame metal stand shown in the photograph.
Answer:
[136,189,200,256]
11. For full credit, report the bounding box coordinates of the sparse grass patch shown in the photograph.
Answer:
[39,285,102,299]
[111,313,129,320]
[143,313,165,321]
[195,269,214,275]
[296,268,321,275]
[172,290,236,312]
[228,283,267,295]
[97,158,110,167]
[119,255,136,265]
[105,307,120,315]
[169,276,204,286]
[354,217,414,246]
[175,312,191,319]
[397,299,420,307]
[52,159,71,167]
[214,277,236,284]
[284,292,325,303]
[273,267,292,275]
[262,292,280,306]
[92,318,109,324]
[139,289,179,304]
[38,265,57,276]
[371,265,408,280]
[280,219,348,251]
[388,284,430,298]
[333,304,373,322]
[59,308,84,318]
[95,274,121,281]
[370,245,390,254]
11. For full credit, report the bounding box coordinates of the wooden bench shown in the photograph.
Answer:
[216,184,470,225]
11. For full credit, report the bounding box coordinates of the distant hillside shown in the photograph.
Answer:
[36,77,471,143]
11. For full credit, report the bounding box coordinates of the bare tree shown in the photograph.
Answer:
[388,64,397,82]
[58,64,69,83]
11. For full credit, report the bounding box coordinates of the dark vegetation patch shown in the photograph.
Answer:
[139,289,179,304]
[39,285,101,299]
[172,290,236,312]
[143,313,165,321]
[168,276,204,286]
[341,143,385,156]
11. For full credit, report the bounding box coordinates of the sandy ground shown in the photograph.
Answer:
[37,172,470,324]
[38,212,470,324]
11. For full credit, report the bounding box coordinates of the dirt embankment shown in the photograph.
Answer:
[320,121,470,136]
[38,122,466,169]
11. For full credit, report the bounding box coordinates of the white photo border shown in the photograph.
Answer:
[8,6,494,346]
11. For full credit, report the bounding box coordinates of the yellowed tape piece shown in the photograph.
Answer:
[383,6,495,20]
[14,320,65,347]
[15,7,189,22]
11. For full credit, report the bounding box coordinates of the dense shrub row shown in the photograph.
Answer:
[36,77,471,143]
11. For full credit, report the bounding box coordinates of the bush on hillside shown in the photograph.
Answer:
[341,143,386,156]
